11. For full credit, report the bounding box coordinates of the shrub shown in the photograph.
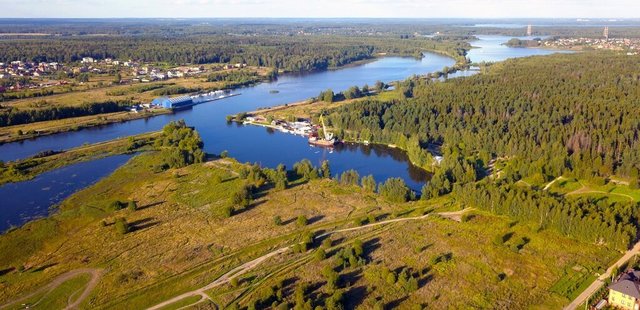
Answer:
[109,200,125,211]
[127,200,137,211]
[314,249,326,261]
[367,214,377,224]
[297,215,308,227]
[273,215,282,226]
[461,213,472,222]
[322,238,332,249]
[115,218,129,235]
[222,205,233,218]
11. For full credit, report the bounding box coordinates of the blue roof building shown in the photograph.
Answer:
[151,96,194,110]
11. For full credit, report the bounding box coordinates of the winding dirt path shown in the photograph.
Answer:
[0,268,103,310]
[566,186,635,201]
[543,176,565,191]
[145,208,473,310]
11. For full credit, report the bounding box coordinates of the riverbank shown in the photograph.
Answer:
[0,131,161,186]
[0,109,169,145]
[237,89,437,173]
[0,149,615,309]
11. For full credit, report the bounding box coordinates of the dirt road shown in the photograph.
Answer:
[146,208,473,310]
[0,268,102,310]
[564,242,640,310]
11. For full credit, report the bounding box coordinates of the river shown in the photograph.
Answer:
[0,35,567,231]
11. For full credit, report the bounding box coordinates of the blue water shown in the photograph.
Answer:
[467,35,568,63]
[0,154,134,231]
[0,35,571,230]
[0,54,454,162]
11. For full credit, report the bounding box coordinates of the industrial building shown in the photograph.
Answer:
[151,96,194,110]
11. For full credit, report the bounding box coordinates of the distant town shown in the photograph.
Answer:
[0,57,247,93]
[542,37,640,54]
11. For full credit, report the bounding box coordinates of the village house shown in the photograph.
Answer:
[609,270,640,310]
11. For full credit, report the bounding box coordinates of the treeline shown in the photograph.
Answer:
[457,182,639,251]
[0,35,469,72]
[152,86,200,96]
[206,69,272,87]
[0,100,131,127]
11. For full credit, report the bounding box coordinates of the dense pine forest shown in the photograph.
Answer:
[325,52,640,250]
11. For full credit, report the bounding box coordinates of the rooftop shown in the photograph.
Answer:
[610,270,640,299]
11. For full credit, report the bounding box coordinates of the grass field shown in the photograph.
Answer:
[0,149,618,309]
[548,177,640,202]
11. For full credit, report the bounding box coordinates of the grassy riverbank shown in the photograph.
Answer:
[0,109,169,145]
[0,131,161,186]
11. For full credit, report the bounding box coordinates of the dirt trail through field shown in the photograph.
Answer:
[543,176,565,191]
[0,268,102,310]
[566,186,634,201]
[146,208,473,310]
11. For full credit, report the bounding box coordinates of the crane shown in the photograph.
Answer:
[320,114,334,141]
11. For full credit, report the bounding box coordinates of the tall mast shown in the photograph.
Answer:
[320,114,333,140]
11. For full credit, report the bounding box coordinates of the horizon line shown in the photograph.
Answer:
[1,17,639,20]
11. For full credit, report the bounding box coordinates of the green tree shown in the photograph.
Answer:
[321,160,331,178]
[361,175,377,192]
[115,218,129,235]
[378,178,411,203]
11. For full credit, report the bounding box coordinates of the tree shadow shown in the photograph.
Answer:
[418,274,434,288]
[31,263,57,273]
[308,215,325,225]
[341,269,363,287]
[129,217,160,232]
[363,237,382,258]
[281,276,299,297]
[137,201,165,211]
[344,285,368,309]
[386,296,409,308]
[0,267,14,277]
[234,200,267,215]
[281,217,297,226]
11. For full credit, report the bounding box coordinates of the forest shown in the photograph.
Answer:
[323,52,640,250]
[2,19,640,38]
[0,100,132,126]
[0,35,469,72]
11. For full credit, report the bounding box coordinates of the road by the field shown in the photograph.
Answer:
[564,242,640,310]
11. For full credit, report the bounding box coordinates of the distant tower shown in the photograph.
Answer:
[604,26,609,40]
[527,24,532,37]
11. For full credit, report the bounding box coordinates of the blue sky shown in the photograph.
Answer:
[2,0,640,18]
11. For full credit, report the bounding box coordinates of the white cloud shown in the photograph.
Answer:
[2,0,640,18]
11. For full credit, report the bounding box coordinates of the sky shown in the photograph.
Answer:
[2,0,640,18]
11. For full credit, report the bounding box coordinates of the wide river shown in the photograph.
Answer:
[0,35,566,230]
